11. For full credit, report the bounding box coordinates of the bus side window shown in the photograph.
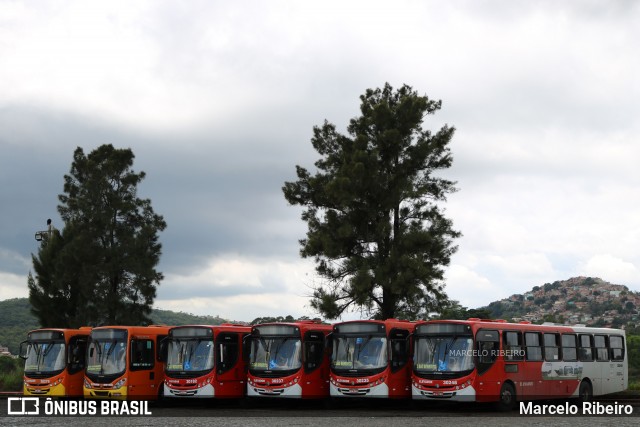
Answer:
[476,330,499,375]
[609,335,625,361]
[525,332,542,361]
[561,334,577,362]
[503,331,523,361]
[543,333,560,362]
[578,334,593,362]
[594,335,608,361]
[130,339,155,370]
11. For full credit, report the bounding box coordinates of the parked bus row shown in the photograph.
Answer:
[19,319,628,409]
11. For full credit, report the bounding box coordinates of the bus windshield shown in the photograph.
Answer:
[24,342,66,373]
[249,337,302,372]
[86,339,127,376]
[331,335,387,371]
[414,335,474,373]
[166,339,214,372]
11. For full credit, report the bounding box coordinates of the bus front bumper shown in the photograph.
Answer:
[412,384,476,401]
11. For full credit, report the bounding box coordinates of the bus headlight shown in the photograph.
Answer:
[84,379,92,389]
[114,379,126,389]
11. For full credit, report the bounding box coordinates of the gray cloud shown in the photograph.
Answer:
[1,1,639,319]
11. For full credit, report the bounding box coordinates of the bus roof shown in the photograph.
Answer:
[251,321,332,334]
[169,324,251,334]
[333,318,416,333]
[416,319,625,335]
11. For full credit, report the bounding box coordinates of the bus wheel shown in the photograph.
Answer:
[497,383,516,412]
[579,380,592,403]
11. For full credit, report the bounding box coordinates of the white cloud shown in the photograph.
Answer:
[156,256,319,321]
[154,294,312,323]
[0,272,28,301]
[445,264,502,309]
[579,255,640,287]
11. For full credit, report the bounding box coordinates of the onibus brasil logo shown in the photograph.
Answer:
[7,397,151,416]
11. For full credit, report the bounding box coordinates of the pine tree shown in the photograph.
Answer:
[29,144,166,326]
[283,83,461,319]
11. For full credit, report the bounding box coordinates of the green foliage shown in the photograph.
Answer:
[249,315,308,325]
[0,298,39,328]
[628,335,640,381]
[0,356,23,392]
[283,83,460,320]
[149,309,230,326]
[436,301,491,320]
[541,313,565,324]
[0,299,39,354]
[29,144,166,327]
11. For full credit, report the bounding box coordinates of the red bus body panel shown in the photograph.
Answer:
[247,321,333,399]
[330,319,415,399]
[163,324,251,399]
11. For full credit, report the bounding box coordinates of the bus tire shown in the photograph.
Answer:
[497,382,516,412]
[579,380,592,403]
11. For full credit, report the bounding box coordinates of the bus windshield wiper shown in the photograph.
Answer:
[356,335,373,361]
[273,337,290,359]
[439,337,456,372]
[100,340,117,374]
[42,342,54,357]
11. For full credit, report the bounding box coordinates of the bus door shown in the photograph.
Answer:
[542,333,562,397]
[608,335,626,392]
[501,331,528,399]
[388,328,411,397]
[215,332,243,397]
[66,335,88,396]
[128,337,157,399]
[303,330,327,397]
[474,329,500,401]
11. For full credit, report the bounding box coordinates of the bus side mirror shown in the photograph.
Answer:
[19,341,29,360]
[242,334,251,365]
[158,337,168,362]
[324,333,333,355]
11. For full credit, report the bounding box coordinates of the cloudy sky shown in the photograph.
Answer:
[1,0,638,322]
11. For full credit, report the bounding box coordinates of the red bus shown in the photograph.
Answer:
[84,325,171,400]
[247,320,332,398]
[411,319,628,409]
[329,319,414,398]
[20,328,91,397]
[163,324,251,398]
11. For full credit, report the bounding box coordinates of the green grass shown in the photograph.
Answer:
[0,356,23,392]
[628,381,640,391]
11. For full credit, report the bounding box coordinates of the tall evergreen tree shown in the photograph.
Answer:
[28,227,77,327]
[283,83,461,320]
[29,144,166,326]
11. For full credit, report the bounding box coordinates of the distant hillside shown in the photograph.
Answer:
[0,298,234,355]
[482,276,640,328]
[148,308,233,327]
[0,299,40,357]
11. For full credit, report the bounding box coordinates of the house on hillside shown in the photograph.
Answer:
[0,345,14,357]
